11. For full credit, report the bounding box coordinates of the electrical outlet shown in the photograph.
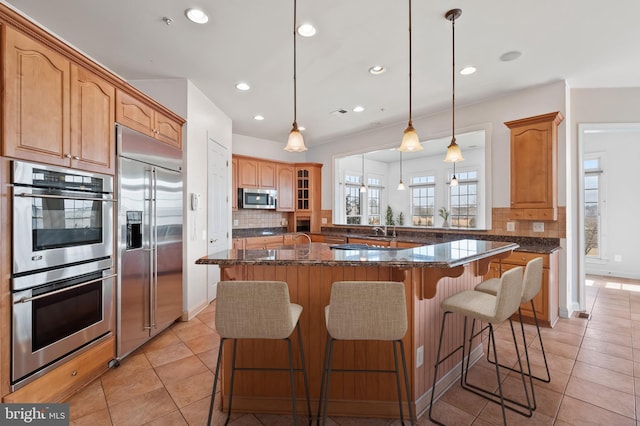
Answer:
[321,218,327,225]
[506,222,515,232]
[233,219,239,226]
[416,346,424,368]
[533,222,544,233]
[614,255,622,262]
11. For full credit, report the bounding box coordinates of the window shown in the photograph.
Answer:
[344,174,362,224]
[449,170,478,228]
[584,157,602,257]
[410,175,435,226]
[367,187,381,225]
[366,177,383,225]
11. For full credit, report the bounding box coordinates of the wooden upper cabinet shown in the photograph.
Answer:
[116,90,182,150]
[3,26,71,167]
[295,163,323,232]
[505,112,564,220]
[70,65,115,174]
[259,161,276,189]
[237,157,259,188]
[276,163,295,212]
[236,156,276,189]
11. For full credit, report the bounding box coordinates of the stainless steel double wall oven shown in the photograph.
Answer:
[11,160,115,389]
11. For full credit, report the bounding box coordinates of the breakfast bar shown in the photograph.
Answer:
[196,239,517,418]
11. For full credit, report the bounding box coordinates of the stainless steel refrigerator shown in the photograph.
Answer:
[116,124,183,359]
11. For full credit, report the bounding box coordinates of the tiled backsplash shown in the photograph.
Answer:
[490,207,566,238]
[232,209,289,229]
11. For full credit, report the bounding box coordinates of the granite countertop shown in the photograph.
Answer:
[232,228,560,254]
[196,239,519,268]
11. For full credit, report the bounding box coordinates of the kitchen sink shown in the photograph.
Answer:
[329,243,398,251]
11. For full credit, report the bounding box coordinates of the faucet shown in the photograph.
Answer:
[372,225,387,236]
[292,233,312,244]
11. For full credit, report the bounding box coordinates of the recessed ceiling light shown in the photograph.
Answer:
[369,65,385,75]
[460,66,476,75]
[297,23,316,37]
[185,8,208,24]
[500,50,522,62]
[353,106,364,113]
[254,115,264,121]
[235,82,250,91]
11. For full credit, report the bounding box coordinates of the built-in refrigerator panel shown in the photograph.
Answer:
[116,125,183,359]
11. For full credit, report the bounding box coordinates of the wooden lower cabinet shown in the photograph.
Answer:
[243,235,285,249]
[485,251,558,327]
[3,335,115,403]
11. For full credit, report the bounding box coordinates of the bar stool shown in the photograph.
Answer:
[475,257,549,409]
[429,266,532,426]
[317,281,415,426]
[207,281,311,426]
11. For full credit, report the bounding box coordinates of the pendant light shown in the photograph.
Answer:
[284,0,307,152]
[397,151,406,190]
[450,162,459,186]
[444,8,464,163]
[398,0,423,152]
[360,154,367,193]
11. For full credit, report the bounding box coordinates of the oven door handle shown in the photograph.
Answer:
[16,192,115,202]
[13,273,117,304]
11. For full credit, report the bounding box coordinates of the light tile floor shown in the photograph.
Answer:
[67,275,640,425]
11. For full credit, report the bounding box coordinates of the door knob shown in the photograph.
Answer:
[209,239,217,243]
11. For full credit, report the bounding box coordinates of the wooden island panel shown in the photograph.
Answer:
[218,262,490,418]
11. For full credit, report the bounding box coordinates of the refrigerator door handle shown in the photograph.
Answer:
[151,167,158,329]
[143,167,155,331]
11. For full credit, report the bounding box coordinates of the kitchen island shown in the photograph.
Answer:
[197,239,517,419]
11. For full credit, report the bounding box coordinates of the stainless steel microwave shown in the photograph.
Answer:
[238,188,277,209]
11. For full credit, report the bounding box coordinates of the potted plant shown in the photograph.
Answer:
[438,207,450,227]
[386,206,395,226]
[397,212,404,226]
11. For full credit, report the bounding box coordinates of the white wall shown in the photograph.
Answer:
[233,133,307,163]
[308,81,568,211]
[131,79,233,319]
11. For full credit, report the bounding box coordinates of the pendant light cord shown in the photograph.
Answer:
[451,11,455,141]
[293,0,298,126]
[408,0,413,126]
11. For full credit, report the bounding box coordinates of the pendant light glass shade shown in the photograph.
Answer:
[285,122,307,152]
[399,123,422,152]
[398,0,422,152]
[284,0,308,152]
[444,137,464,162]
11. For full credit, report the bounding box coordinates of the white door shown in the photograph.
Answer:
[207,138,229,301]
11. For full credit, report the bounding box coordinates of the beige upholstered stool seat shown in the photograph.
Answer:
[318,281,414,425]
[474,257,550,410]
[207,281,311,426]
[429,266,532,426]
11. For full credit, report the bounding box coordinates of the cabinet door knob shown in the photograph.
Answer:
[65,153,72,158]
[73,155,80,160]
[71,370,78,376]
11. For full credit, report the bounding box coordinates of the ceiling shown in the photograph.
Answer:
[4,0,640,148]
